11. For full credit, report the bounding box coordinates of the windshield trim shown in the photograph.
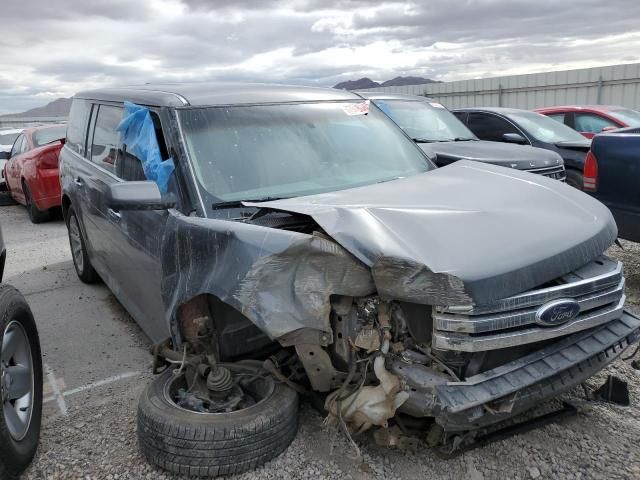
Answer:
[175,108,207,214]
[175,99,375,110]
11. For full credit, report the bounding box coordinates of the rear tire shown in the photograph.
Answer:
[1,178,17,207]
[22,182,49,224]
[0,191,16,207]
[66,206,99,283]
[565,169,583,190]
[0,285,43,480]
[137,364,299,477]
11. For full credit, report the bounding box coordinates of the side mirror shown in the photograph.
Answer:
[503,132,527,144]
[106,181,175,211]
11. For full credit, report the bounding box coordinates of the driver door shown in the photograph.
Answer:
[100,108,172,342]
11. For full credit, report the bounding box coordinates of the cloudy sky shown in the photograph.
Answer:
[1,0,639,114]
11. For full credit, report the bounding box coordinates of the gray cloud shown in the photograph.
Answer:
[350,0,640,45]
[1,0,152,20]
[0,0,639,114]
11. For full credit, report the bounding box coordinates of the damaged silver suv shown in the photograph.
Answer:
[59,83,640,476]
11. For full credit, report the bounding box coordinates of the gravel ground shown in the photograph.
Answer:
[1,204,637,480]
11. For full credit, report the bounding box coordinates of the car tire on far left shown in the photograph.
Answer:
[0,284,43,480]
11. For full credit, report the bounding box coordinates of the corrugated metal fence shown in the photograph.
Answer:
[358,62,640,110]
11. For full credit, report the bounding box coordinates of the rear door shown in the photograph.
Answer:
[60,98,97,258]
[80,103,126,284]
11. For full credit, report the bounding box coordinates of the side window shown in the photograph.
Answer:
[467,112,519,142]
[574,113,618,134]
[548,113,565,124]
[116,111,168,182]
[66,99,91,156]
[91,105,123,172]
[19,135,29,154]
[453,111,467,124]
[10,134,24,158]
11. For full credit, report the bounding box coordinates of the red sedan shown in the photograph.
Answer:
[4,125,66,223]
[535,105,640,138]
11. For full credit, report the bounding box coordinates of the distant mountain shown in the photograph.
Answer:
[333,75,438,90]
[1,97,72,118]
[333,78,380,90]
[381,76,439,87]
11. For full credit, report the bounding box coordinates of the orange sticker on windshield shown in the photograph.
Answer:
[343,100,370,116]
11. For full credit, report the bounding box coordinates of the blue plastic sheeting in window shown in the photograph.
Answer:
[116,102,175,193]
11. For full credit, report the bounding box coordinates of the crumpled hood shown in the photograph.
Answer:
[418,140,563,170]
[247,161,617,305]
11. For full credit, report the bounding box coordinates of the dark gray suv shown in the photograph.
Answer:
[59,83,640,477]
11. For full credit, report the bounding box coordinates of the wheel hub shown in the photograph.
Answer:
[206,365,234,396]
[1,320,34,441]
[165,363,272,415]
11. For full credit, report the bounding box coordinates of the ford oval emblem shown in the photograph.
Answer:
[535,299,580,327]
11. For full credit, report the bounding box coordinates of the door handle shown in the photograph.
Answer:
[107,208,121,222]
[74,177,84,187]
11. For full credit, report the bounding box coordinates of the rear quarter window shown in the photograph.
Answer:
[66,99,91,156]
[33,125,66,147]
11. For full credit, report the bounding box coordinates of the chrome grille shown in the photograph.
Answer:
[433,257,625,352]
[525,164,566,181]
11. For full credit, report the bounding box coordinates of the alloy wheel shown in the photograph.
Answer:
[1,320,35,441]
[68,215,84,274]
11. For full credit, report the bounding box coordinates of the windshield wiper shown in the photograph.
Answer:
[452,137,476,141]
[211,197,284,210]
[412,137,439,143]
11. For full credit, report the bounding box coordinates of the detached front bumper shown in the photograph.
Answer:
[433,311,640,431]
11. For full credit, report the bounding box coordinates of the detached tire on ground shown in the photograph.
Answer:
[0,285,43,480]
[137,364,299,477]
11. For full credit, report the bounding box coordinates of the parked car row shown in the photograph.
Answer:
[4,125,66,223]
[3,82,640,478]
[357,93,566,180]
[453,107,592,188]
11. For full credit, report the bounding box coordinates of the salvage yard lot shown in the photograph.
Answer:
[2,204,639,480]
